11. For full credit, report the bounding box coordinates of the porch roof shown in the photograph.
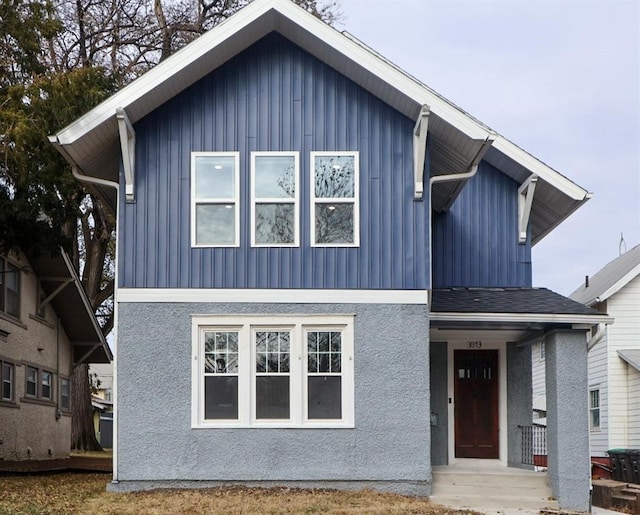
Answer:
[430,287,613,328]
[617,349,640,372]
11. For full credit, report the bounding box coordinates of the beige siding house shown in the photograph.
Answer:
[0,250,111,461]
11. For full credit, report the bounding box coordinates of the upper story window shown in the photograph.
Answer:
[192,314,355,429]
[251,152,299,247]
[0,257,20,319]
[311,152,359,247]
[191,152,240,247]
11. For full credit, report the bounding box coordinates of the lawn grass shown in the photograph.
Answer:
[0,472,481,514]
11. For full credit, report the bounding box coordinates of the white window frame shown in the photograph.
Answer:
[589,388,600,430]
[310,151,360,247]
[191,314,355,429]
[250,152,300,247]
[190,152,240,248]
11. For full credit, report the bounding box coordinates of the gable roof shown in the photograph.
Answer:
[570,243,640,306]
[50,0,590,245]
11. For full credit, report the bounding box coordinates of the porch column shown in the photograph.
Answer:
[545,329,590,512]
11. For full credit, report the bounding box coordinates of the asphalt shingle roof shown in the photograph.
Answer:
[431,287,600,315]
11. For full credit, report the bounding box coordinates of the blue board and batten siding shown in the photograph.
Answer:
[432,161,532,288]
[118,33,429,290]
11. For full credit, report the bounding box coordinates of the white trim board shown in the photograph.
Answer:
[117,288,429,305]
[431,312,613,325]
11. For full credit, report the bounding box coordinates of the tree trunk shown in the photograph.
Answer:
[71,363,102,451]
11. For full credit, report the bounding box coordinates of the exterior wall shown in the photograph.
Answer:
[628,366,640,448]
[0,254,74,461]
[605,275,640,450]
[119,33,430,290]
[429,341,448,466]
[588,334,609,456]
[545,330,590,512]
[531,342,546,423]
[116,301,431,494]
[431,161,532,288]
[507,343,532,468]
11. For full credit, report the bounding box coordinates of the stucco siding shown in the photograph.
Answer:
[116,301,431,491]
[119,33,430,291]
[0,253,74,461]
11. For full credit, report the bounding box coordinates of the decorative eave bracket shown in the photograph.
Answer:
[518,174,538,244]
[413,104,430,199]
[116,107,136,203]
[37,277,74,312]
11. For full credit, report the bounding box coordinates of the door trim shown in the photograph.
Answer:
[447,340,507,465]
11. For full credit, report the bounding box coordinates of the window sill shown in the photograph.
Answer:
[29,314,55,329]
[0,400,20,409]
[20,396,55,407]
[0,312,27,330]
[192,422,355,429]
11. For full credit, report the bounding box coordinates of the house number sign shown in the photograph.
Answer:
[468,341,482,349]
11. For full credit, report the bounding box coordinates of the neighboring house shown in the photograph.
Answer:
[49,0,612,510]
[90,362,114,448]
[0,249,111,461]
[571,244,640,459]
[91,362,114,403]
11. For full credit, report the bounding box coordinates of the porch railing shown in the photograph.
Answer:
[519,424,547,467]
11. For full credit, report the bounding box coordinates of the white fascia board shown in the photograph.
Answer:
[117,288,429,305]
[492,135,589,201]
[431,311,614,325]
[595,264,640,304]
[55,0,491,146]
[55,0,278,145]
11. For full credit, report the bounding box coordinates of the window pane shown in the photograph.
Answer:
[256,376,290,419]
[2,363,12,400]
[205,376,238,419]
[26,367,37,396]
[195,155,235,198]
[6,262,19,317]
[196,204,235,245]
[308,376,342,419]
[60,378,70,410]
[255,204,294,244]
[314,155,355,198]
[204,331,238,374]
[254,155,295,198]
[42,371,52,399]
[315,204,354,244]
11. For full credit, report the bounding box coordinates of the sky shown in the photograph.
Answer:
[337,0,640,295]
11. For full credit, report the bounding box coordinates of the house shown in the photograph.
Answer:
[90,362,114,448]
[571,244,640,462]
[0,249,111,462]
[48,0,612,510]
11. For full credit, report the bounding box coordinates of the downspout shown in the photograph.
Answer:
[428,135,495,296]
[56,316,61,421]
[587,323,606,351]
[48,135,120,482]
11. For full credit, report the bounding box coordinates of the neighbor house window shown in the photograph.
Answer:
[26,366,38,397]
[589,389,600,429]
[311,152,359,246]
[251,152,299,246]
[192,315,354,428]
[0,257,20,318]
[60,377,71,411]
[23,365,55,402]
[191,152,240,247]
[1,359,15,402]
[41,370,52,400]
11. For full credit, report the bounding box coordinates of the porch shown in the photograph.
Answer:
[430,459,557,514]
[429,287,613,512]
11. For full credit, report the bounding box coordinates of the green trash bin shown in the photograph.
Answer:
[608,449,637,483]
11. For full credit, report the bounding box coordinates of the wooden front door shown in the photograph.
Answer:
[454,350,499,458]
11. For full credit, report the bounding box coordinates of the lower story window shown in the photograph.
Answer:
[192,314,355,428]
[26,366,38,397]
[589,389,600,430]
[1,360,15,402]
[60,377,71,411]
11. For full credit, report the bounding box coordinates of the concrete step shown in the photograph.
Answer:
[430,494,559,512]
[433,470,549,488]
[431,482,551,497]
